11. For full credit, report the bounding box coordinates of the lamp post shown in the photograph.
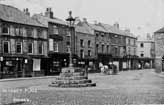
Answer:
[66,11,75,67]
[16,58,19,77]
[0,57,3,79]
[22,59,28,77]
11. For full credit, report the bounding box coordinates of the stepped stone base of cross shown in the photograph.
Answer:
[49,67,96,88]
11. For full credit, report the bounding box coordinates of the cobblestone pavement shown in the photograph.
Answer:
[0,69,164,105]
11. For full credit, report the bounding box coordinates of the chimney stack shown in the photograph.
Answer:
[125,28,130,33]
[83,18,87,23]
[113,22,119,29]
[45,8,53,18]
[23,8,30,16]
[147,33,151,40]
[94,20,97,25]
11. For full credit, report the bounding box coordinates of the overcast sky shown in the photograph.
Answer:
[1,0,164,37]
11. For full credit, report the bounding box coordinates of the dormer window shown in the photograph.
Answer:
[2,24,9,34]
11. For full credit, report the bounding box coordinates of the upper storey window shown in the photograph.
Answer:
[53,25,59,34]
[140,43,144,48]
[26,28,33,37]
[2,24,9,34]
[15,26,23,36]
[37,29,43,38]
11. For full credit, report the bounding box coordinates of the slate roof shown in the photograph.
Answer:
[99,23,136,38]
[0,4,46,27]
[75,22,94,35]
[89,23,108,33]
[98,23,126,36]
[32,14,67,27]
[155,27,164,33]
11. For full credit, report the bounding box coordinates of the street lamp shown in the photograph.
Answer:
[16,58,19,77]
[23,59,28,77]
[0,57,3,79]
[66,11,75,67]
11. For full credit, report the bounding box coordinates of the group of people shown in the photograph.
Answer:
[99,63,117,75]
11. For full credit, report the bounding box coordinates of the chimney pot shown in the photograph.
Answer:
[83,18,87,23]
[23,8,30,16]
[114,22,119,29]
[45,8,53,18]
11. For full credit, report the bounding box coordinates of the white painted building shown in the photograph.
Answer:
[136,34,155,68]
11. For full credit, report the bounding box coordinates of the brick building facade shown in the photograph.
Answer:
[154,28,164,72]
[75,19,96,69]
[0,4,48,78]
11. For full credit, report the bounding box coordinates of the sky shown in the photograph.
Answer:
[1,0,164,38]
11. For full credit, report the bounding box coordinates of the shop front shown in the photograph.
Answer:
[0,56,32,79]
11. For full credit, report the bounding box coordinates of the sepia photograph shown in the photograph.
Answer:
[0,0,164,105]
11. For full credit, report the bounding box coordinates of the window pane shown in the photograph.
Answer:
[53,25,59,34]
[15,27,20,36]
[88,40,91,47]
[37,29,42,38]
[28,43,33,53]
[26,28,33,37]
[16,42,22,53]
[80,39,84,47]
[4,42,9,53]
[38,43,43,54]
[54,42,58,52]
[2,24,9,34]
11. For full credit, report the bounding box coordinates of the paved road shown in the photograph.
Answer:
[0,69,164,105]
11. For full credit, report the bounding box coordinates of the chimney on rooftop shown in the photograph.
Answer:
[45,8,53,18]
[83,18,87,23]
[125,28,130,33]
[147,33,151,40]
[23,8,30,16]
[113,22,119,29]
[94,20,97,25]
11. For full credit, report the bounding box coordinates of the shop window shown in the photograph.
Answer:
[38,43,43,54]
[28,42,33,54]
[2,24,9,34]
[3,41,10,53]
[16,42,22,53]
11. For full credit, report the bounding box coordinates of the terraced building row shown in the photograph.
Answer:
[0,4,137,78]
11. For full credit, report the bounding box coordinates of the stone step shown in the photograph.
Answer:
[55,76,88,80]
[51,79,92,84]
[60,72,84,77]
[49,82,96,88]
